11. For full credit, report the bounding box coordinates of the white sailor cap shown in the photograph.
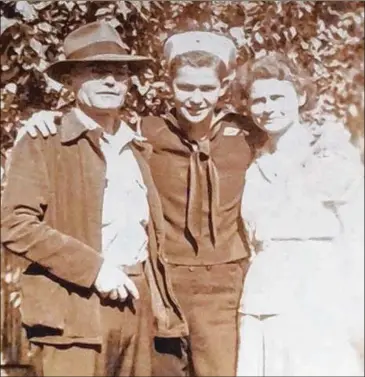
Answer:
[163,31,237,71]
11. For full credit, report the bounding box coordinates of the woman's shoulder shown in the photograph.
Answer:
[309,119,358,160]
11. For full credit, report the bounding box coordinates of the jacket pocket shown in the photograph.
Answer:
[20,272,68,331]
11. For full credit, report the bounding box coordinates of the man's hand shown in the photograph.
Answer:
[20,110,62,138]
[95,261,140,302]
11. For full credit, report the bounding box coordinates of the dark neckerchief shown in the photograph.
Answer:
[161,108,235,250]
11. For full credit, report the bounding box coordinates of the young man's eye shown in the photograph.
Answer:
[177,84,196,91]
[270,95,284,101]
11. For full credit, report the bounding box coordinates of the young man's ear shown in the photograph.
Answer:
[219,71,236,97]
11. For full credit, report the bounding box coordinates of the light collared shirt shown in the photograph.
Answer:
[74,108,149,267]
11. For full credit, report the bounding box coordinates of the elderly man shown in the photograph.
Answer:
[1,21,187,377]
[20,31,265,376]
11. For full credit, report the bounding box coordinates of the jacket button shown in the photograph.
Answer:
[206,265,212,271]
[188,266,194,272]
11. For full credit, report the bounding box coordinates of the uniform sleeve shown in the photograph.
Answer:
[1,134,103,288]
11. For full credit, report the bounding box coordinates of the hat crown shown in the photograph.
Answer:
[44,21,151,83]
[64,21,126,58]
[164,31,237,71]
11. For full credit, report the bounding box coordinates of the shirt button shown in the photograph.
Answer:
[188,266,194,272]
[206,265,212,271]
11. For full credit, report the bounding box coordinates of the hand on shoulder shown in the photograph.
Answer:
[17,110,62,141]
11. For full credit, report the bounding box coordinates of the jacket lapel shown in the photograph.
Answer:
[130,142,165,252]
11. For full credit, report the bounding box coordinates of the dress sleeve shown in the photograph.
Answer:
[241,165,260,258]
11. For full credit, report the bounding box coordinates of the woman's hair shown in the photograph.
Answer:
[235,52,316,112]
[169,51,231,82]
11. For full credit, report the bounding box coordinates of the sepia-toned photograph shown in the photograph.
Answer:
[1,1,364,376]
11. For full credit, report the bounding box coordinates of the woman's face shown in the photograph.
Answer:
[248,78,302,134]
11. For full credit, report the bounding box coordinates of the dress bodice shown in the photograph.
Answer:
[240,124,362,314]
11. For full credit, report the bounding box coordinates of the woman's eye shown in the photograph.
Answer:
[200,86,216,92]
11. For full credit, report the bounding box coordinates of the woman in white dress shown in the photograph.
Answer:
[235,53,364,376]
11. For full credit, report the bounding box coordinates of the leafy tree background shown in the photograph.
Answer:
[0,0,364,368]
[1,0,364,159]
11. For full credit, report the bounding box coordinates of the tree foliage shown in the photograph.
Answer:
[1,1,364,154]
[0,1,364,366]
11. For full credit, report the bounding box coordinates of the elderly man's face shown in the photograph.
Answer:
[172,65,224,126]
[70,63,129,112]
[248,78,301,134]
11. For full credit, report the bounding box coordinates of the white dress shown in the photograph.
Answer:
[237,125,364,376]
[335,170,364,363]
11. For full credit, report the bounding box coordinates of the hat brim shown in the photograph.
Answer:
[44,54,152,83]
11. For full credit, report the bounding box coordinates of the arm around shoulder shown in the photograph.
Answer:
[140,115,168,141]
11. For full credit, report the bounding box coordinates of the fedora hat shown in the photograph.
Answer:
[45,21,152,82]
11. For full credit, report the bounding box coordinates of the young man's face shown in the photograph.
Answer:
[70,63,129,113]
[248,78,301,135]
[171,65,224,126]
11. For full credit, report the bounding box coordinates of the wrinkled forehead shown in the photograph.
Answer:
[249,78,297,99]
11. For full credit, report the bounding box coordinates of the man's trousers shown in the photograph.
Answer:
[153,260,248,376]
[31,270,153,377]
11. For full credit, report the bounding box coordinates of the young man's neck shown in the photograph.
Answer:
[177,112,213,141]
[79,104,121,135]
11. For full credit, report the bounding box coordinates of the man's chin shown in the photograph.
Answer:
[184,112,210,125]
[263,122,290,134]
